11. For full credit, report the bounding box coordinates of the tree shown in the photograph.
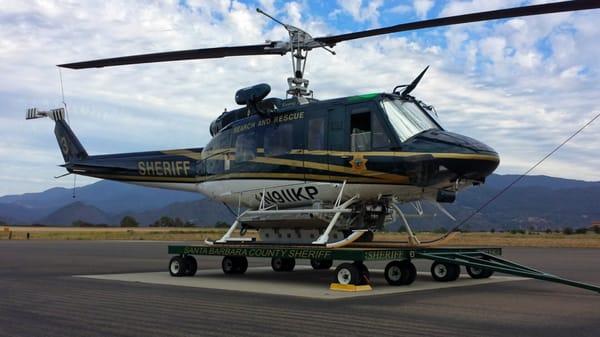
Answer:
[562,227,574,235]
[214,221,229,228]
[120,216,139,228]
[157,216,175,227]
[72,220,91,227]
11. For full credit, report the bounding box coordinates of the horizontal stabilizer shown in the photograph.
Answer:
[26,107,66,121]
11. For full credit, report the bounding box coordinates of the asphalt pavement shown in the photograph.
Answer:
[1,240,599,337]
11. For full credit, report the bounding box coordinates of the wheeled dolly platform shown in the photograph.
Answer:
[167,244,600,293]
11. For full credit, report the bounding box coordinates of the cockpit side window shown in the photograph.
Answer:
[350,112,371,151]
[349,108,392,151]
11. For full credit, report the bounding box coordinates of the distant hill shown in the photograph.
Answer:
[0,174,598,229]
[483,174,596,190]
[0,180,203,224]
[0,203,39,224]
[396,177,600,231]
[39,201,112,225]
[117,199,236,226]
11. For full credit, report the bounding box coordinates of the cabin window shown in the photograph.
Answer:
[264,123,293,157]
[308,117,326,150]
[350,112,371,151]
[235,132,257,162]
[204,132,230,174]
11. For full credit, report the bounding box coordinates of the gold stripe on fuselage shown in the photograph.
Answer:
[250,157,410,184]
[163,147,498,162]
[161,149,203,160]
[294,149,499,162]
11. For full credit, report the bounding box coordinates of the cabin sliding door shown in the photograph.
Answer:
[327,105,348,182]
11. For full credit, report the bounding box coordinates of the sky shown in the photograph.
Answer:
[0,0,599,196]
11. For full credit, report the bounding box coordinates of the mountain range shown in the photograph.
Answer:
[0,180,233,226]
[0,175,598,230]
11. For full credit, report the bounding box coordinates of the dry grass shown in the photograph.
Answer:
[1,226,230,241]
[2,226,599,248]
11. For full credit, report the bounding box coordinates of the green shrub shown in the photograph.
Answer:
[562,227,574,235]
[120,216,139,228]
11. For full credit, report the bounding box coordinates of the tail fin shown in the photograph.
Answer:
[26,107,88,163]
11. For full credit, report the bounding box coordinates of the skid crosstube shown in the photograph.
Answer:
[169,244,600,294]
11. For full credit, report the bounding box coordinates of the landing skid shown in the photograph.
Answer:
[348,231,460,248]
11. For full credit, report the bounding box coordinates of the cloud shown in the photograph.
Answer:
[335,0,384,26]
[0,0,599,196]
[389,5,412,15]
[413,0,434,19]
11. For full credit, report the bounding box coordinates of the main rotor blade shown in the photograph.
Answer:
[315,1,600,46]
[58,43,286,69]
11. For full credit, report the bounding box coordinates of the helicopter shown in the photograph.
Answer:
[26,1,600,247]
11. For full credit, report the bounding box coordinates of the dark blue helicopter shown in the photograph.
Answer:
[27,1,598,247]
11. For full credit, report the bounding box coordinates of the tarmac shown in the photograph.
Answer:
[1,240,599,337]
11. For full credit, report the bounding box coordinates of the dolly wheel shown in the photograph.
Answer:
[183,255,198,276]
[431,261,461,282]
[272,257,295,272]
[447,264,460,281]
[310,259,333,270]
[222,256,247,274]
[401,261,417,285]
[384,260,416,286]
[169,256,186,277]
[334,263,360,285]
[466,266,494,279]
[236,256,248,274]
[353,261,370,285]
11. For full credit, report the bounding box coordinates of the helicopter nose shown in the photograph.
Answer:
[404,129,500,181]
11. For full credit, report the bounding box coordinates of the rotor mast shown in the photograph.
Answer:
[257,8,335,99]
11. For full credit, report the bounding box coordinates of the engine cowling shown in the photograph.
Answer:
[235,83,271,105]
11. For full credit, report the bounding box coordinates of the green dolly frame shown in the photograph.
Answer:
[168,244,600,293]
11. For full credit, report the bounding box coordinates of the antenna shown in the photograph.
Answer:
[393,66,429,98]
[58,68,70,123]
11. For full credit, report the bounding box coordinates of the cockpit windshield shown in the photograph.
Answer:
[380,98,440,142]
